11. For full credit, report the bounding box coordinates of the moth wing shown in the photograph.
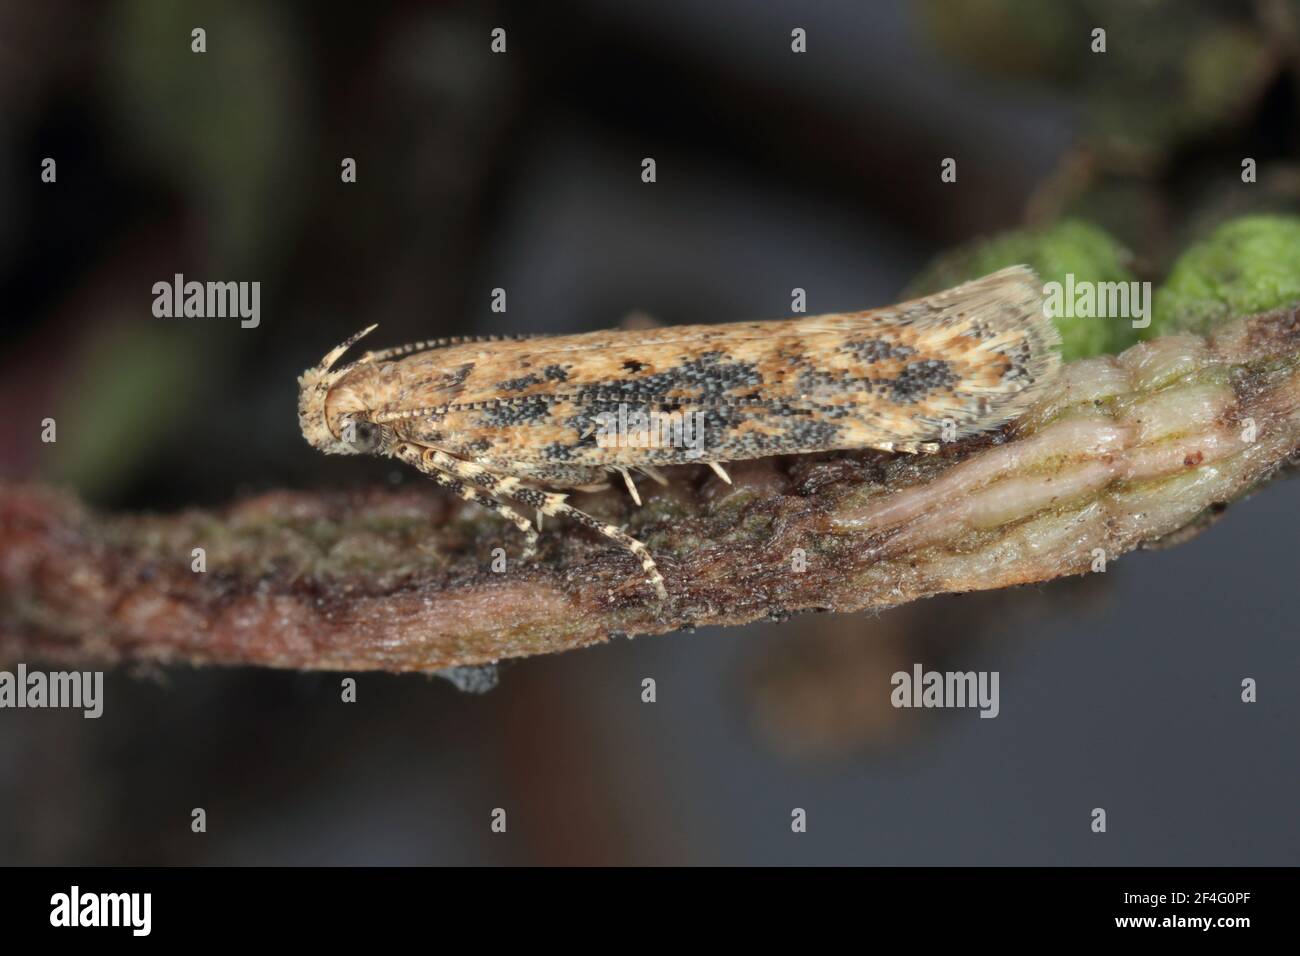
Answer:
[379,265,1058,462]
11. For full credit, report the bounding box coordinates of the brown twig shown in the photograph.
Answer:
[3,309,1299,673]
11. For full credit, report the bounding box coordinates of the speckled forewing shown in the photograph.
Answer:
[363,266,1058,469]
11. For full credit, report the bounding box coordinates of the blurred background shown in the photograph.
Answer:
[2,0,1299,864]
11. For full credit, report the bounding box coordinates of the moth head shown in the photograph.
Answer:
[298,324,380,455]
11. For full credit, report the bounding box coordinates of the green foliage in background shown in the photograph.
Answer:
[909,215,1300,359]
[111,0,305,267]
[906,219,1140,361]
[48,323,200,498]
[1148,216,1300,338]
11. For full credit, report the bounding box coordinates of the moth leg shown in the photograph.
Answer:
[424,458,539,560]
[416,447,542,505]
[430,469,540,559]
[638,464,669,486]
[706,461,733,485]
[615,466,642,506]
[874,440,940,454]
[394,443,539,558]
[419,448,667,600]
[511,485,668,601]
[481,461,609,491]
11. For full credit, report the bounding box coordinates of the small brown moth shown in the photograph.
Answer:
[298,266,1059,599]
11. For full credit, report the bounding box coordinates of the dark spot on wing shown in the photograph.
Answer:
[608,351,762,399]
[782,418,843,448]
[564,398,649,444]
[540,441,576,461]
[890,359,956,403]
[842,338,917,363]
[446,362,474,387]
[498,372,542,392]
[478,395,554,426]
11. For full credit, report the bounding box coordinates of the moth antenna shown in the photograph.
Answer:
[362,333,538,364]
[374,404,451,424]
[315,324,379,376]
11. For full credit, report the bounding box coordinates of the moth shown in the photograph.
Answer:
[298,265,1059,599]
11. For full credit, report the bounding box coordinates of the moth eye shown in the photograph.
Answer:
[345,419,382,453]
